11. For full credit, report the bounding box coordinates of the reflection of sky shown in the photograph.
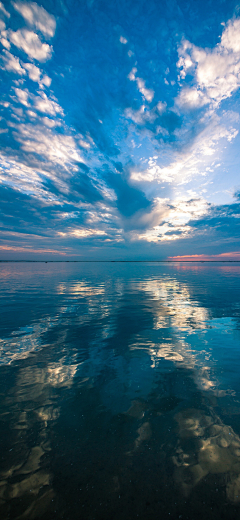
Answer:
[1,263,240,515]
[1,263,240,399]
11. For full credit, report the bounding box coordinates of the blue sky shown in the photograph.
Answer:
[0,0,240,259]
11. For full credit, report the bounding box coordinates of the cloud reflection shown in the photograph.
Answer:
[0,264,240,516]
[174,408,240,503]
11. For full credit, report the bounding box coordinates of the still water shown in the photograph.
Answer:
[0,262,240,520]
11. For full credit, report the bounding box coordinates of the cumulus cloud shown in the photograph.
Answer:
[176,18,240,109]
[120,36,127,44]
[15,87,29,106]
[41,74,51,87]
[221,19,240,53]
[20,63,51,86]
[33,92,63,116]
[41,116,58,128]
[23,62,41,81]
[127,196,210,243]
[13,88,63,115]
[9,29,52,61]
[176,88,208,109]
[13,2,56,38]
[2,50,26,75]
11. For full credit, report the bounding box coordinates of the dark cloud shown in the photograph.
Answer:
[103,168,152,217]
[164,230,183,236]
[188,201,240,241]
[69,171,104,204]
[0,185,87,236]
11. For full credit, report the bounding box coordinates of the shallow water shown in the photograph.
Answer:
[1,262,240,520]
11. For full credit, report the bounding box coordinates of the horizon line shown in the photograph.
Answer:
[1,260,240,263]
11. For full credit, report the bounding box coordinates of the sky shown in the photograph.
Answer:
[0,0,240,260]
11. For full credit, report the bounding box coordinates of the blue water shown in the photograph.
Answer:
[0,262,240,520]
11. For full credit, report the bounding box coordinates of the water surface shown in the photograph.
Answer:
[1,262,240,519]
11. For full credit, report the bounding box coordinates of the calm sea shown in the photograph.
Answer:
[0,262,240,520]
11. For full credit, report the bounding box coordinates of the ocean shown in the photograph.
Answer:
[0,261,240,520]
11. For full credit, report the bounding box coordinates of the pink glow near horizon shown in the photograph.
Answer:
[168,253,240,261]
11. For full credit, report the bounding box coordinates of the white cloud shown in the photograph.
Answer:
[9,29,52,61]
[176,18,240,109]
[0,152,48,198]
[125,104,158,125]
[0,36,10,49]
[0,121,85,204]
[13,2,56,38]
[14,88,63,115]
[157,101,166,113]
[42,116,58,128]
[0,20,10,49]
[59,228,107,238]
[136,77,154,102]
[128,67,137,81]
[120,36,127,44]
[128,67,154,102]
[33,92,63,116]
[125,105,147,124]
[41,74,51,87]
[2,50,26,75]
[128,196,209,243]
[26,109,36,117]
[130,113,238,184]
[13,123,83,168]
[79,139,91,149]
[221,18,240,52]
[21,63,51,86]
[176,88,208,109]
[14,87,29,106]
[23,62,41,81]
[0,2,10,17]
